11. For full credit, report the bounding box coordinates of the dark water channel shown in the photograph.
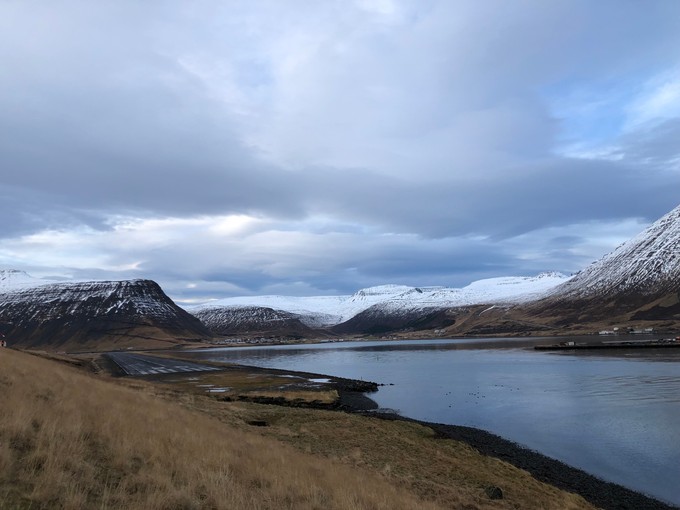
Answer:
[186,337,680,505]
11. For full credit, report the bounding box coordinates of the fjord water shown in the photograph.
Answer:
[190,338,680,505]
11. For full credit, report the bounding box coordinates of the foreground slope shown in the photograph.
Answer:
[0,279,211,350]
[0,349,445,510]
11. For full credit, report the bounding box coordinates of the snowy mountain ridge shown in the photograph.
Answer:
[548,204,680,300]
[193,305,318,337]
[0,272,194,322]
[0,269,58,292]
[191,272,570,327]
[0,278,211,348]
[0,280,180,321]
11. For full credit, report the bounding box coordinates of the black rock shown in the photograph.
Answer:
[484,486,503,500]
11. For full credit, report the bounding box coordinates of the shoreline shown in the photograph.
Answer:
[226,362,677,510]
[365,412,677,510]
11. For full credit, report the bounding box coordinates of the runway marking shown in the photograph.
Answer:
[106,352,221,376]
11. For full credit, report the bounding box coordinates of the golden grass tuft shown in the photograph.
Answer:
[0,349,442,509]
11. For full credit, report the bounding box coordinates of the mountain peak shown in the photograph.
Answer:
[0,269,54,292]
[552,204,680,299]
[352,285,415,297]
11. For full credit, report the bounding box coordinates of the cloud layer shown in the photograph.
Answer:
[1,1,679,302]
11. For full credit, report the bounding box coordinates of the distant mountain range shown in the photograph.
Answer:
[2,204,679,350]
[190,273,570,337]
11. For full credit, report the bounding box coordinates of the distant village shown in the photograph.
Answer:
[598,327,655,336]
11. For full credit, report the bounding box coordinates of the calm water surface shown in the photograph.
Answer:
[187,338,680,505]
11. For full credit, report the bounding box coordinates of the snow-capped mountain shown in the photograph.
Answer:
[193,305,320,338]
[527,204,680,327]
[549,205,680,299]
[189,272,569,333]
[0,269,56,292]
[188,199,680,337]
[0,279,210,349]
[8,203,679,345]
[363,273,570,313]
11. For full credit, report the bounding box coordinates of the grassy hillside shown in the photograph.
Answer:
[0,348,596,509]
[0,349,440,509]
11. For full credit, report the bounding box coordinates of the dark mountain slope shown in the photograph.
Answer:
[332,306,458,335]
[192,305,325,339]
[0,279,212,350]
[526,204,680,328]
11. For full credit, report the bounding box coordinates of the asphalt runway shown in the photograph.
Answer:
[106,352,221,376]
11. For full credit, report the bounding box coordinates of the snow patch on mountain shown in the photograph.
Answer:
[0,270,57,292]
[191,272,570,327]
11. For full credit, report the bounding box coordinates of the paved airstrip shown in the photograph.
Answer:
[106,352,221,376]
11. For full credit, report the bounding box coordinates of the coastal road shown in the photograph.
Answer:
[106,352,221,376]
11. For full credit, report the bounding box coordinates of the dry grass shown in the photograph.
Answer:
[240,406,595,510]
[161,370,340,404]
[142,370,598,510]
[0,349,444,510]
[245,389,339,403]
[167,401,597,510]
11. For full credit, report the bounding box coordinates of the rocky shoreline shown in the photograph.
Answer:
[366,412,677,510]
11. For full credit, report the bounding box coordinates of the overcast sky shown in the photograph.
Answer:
[1,0,680,304]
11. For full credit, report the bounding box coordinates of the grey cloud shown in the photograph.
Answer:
[0,72,304,218]
[300,153,680,240]
[2,0,679,232]
[0,2,309,223]
[1,1,680,298]
[619,119,680,167]
[137,240,522,300]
